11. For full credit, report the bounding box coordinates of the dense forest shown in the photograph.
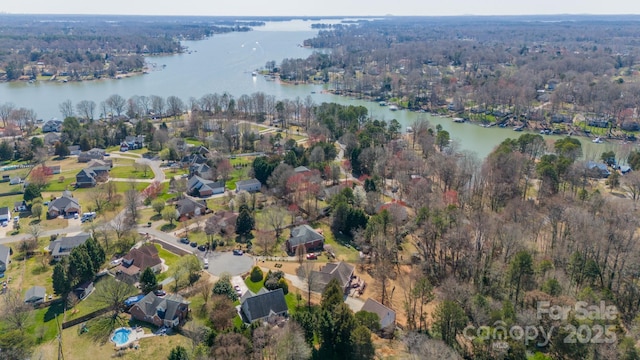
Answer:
[0,15,256,81]
[276,16,640,136]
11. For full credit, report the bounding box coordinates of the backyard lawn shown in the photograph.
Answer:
[109,165,154,180]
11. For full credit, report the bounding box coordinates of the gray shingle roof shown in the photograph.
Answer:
[288,225,324,248]
[51,233,90,257]
[241,288,288,323]
[24,286,46,303]
[49,195,80,213]
[310,262,354,292]
[0,244,10,267]
[133,292,189,322]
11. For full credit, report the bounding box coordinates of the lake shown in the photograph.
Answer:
[0,19,622,159]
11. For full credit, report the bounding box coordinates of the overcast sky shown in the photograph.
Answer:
[1,0,638,16]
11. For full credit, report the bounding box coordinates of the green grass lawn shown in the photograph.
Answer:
[109,181,149,193]
[0,193,23,209]
[109,165,154,180]
[185,138,204,146]
[24,301,65,345]
[226,166,250,191]
[308,222,360,263]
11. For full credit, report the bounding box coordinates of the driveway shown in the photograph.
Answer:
[205,251,254,276]
[231,276,249,297]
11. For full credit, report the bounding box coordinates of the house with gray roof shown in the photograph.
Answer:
[129,292,189,328]
[240,288,288,324]
[78,148,105,163]
[0,244,11,273]
[310,262,355,293]
[24,286,46,304]
[50,233,91,260]
[187,175,224,197]
[361,298,396,337]
[47,193,81,218]
[235,178,261,193]
[286,224,324,254]
[0,206,10,223]
[42,120,62,133]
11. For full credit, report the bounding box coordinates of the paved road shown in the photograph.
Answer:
[205,252,254,276]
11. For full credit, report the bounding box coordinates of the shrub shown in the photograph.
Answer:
[250,266,263,282]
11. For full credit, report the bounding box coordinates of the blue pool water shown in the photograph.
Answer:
[111,328,132,346]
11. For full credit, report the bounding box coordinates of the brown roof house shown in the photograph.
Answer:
[285,225,324,255]
[115,244,162,284]
[47,192,81,218]
[207,210,238,235]
[310,262,355,293]
[129,292,189,328]
[175,197,208,221]
[361,298,397,337]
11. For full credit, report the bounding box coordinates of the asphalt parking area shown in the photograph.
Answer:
[205,251,254,276]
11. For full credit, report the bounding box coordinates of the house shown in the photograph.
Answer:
[0,207,11,223]
[586,161,611,178]
[294,166,311,174]
[240,288,288,323]
[129,292,190,328]
[286,224,324,254]
[14,201,26,212]
[115,244,162,284]
[24,286,46,304]
[50,233,91,260]
[42,120,62,133]
[189,163,211,178]
[119,142,130,152]
[48,193,81,218]
[175,197,208,220]
[68,145,81,156]
[207,210,238,235]
[78,148,106,162]
[310,262,355,293]
[46,165,61,174]
[44,132,61,146]
[180,153,208,167]
[124,135,145,150]
[361,298,396,337]
[9,176,22,185]
[0,244,10,273]
[235,178,261,193]
[187,175,225,197]
[75,168,97,187]
[74,281,94,300]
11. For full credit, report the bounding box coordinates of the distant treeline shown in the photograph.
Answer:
[0,15,256,81]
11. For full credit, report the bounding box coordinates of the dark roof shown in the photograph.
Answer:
[187,175,224,194]
[0,244,10,265]
[241,288,288,323]
[51,233,90,257]
[24,286,46,303]
[0,207,9,216]
[49,195,80,212]
[288,225,324,248]
[132,292,189,322]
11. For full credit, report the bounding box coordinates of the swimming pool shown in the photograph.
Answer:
[111,328,132,347]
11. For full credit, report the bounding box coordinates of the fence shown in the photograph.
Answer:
[61,307,110,329]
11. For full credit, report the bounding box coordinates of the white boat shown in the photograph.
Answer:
[251,71,257,77]
[592,137,603,143]
[453,117,465,123]
[388,105,398,111]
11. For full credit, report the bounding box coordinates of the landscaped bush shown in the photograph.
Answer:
[250,266,263,282]
[264,270,287,294]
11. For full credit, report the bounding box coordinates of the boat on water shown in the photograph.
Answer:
[452,117,465,123]
[513,126,524,131]
[592,137,603,143]
[252,71,257,77]
[379,101,387,106]
[388,105,398,111]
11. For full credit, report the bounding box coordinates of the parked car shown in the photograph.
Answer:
[306,253,318,260]
[198,244,207,251]
[232,249,243,256]
[179,237,190,244]
[190,241,198,248]
[154,289,166,297]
